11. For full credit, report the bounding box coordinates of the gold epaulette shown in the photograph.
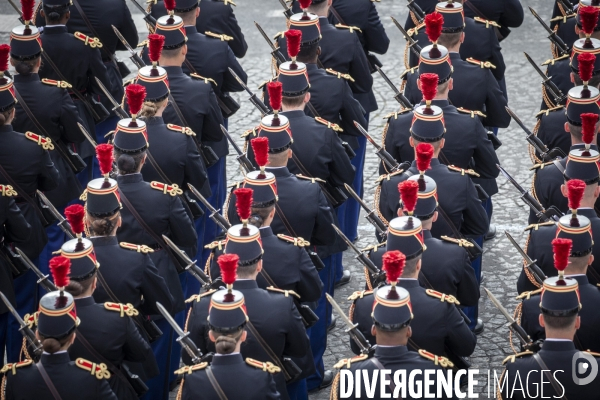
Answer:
[241,127,259,138]
[333,354,369,369]
[204,240,226,251]
[1,360,33,375]
[541,54,569,66]
[23,312,38,329]
[473,16,501,28]
[440,235,475,248]
[502,351,533,365]
[407,23,425,37]
[376,169,406,182]
[348,290,374,301]
[205,31,233,41]
[104,302,139,317]
[400,67,418,80]
[296,174,326,183]
[418,349,454,368]
[166,123,196,136]
[536,105,564,118]
[266,286,301,299]
[41,78,72,89]
[515,288,543,300]
[137,40,148,48]
[75,358,111,379]
[190,73,216,86]
[25,132,54,151]
[276,234,310,247]
[119,242,154,253]
[74,32,103,48]
[174,362,208,375]
[185,289,217,303]
[221,0,236,6]
[466,57,496,69]
[383,109,412,120]
[273,31,286,40]
[326,68,355,82]
[362,241,387,253]
[524,221,555,231]
[425,289,460,305]
[315,117,343,132]
[150,181,183,196]
[245,358,281,373]
[258,79,274,90]
[334,23,362,34]
[529,161,555,171]
[447,165,480,177]
[457,107,486,118]
[0,185,17,197]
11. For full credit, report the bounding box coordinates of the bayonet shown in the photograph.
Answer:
[277,0,293,19]
[228,67,270,116]
[529,7,569,56]
[326,293,374,356]
[94,77,129,119]
[344,183,387,241]
[156,302,205,364]
[0,291,43,358]
[15,247,58,292]
[406,0,425,24]
[112,25,146,69]
[353,121,404,173]
[6,0,25,24]
[556,0,576,16]
[523,52,566,106]
[254,22,288,65]
[504,232,547,286]
[77,122,98,148]
[391,16,422,58]
[332,225,383,281]
[36,191,75,239]
[375,66,414,109]
[187,184,232,232]
[162,235,217,289]
[505,107,566,161]
[221,125,255,173]
[127,0,157,26]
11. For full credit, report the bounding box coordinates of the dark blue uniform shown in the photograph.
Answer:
[462,0,524,40]
[533,106,570,159]
[553,17,578,55]
[184,280,311,400]
[544,57,573,110]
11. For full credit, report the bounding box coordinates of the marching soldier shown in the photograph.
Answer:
[552,1,595,65]
[1,277,117,399]
[149,0,248,59]
[331,251,452,400]
[462,0,524,41]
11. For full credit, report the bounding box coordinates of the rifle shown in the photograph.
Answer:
[0,291,43,359]
[228,67,271,116]
[277,0,294,19]
[555,0,576,17]
[36,191,75,239]
[523,52,566,106]
[504,232,547,286]
[162,235,222,290]
[254,22,288,65]
[94,76,130,119]
[505,107,566,162]
[220,125,255,174]
[332,225,385,285]
[375,65,414,109]
[483,287,542,352]
[344,183,387,242]
[391,16,422,58]
[187,183,232,233]
[529,7,570,57]
[15,248,58,292]
[112,25,147,69]
[497,164,563,223]
[406,0,426,25]
[6,0,25,24]
[127,0,157,26]
[353,121,406,173]
[435,204,483,262]
[326,293,375,356]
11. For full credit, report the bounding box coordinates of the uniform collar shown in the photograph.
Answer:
[306,63,320,71]
[90,236,119,247]
[259,226,274,238]
[565,274,590,286]
[13,73,40,83]
[40,352,71,365]
[577,208,598,220]
[419,99,449,108]
[42,25,68,34]
[117,173,143,184]
[143,116,164,126]
[281,110,306,119]
[411,158,441,170]
[318,16,331,25]
[541,340,576,351]
[0,124,13,133]
[265,166,291,177]
[211,353,244,366]
[233,280,259,290]
[449,52,462,61]
[398,279,420,288]
[374,345,409,360]
[74,296,96,307]
[422,230,433,240]
[163,66,185,76]
[185,26,198,35]
[571,143,599,151]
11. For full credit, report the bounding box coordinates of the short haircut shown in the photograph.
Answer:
[297,43,319,63]
[236,261,259,278]
[438,32,462,48]
[542,314,578,330]
[281,94,305,109]
[402,256,421,276]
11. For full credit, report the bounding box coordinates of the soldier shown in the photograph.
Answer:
[331,251,452,400]
[462,0,524,41]
[112,87,197,400]
[352,186,477,363]
[0,185,31,364]
[184,233,311,399]
[176,260,280,399]
[149,0,248,59]
[552,1,595,64]
[1,280,117,399]
[499,265,600,399]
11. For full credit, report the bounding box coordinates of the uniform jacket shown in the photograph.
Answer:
[545,58,573,110]
[534,107,570,159]
[554,18,578,55]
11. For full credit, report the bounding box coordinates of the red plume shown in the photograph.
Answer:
[267,82,283,112]
[416,143,434,172]
[148,34,165,64]
[567,179,586,210]
[580,5,599,36]
[420,73,438,102]
[425,12,444,43]
[578,53,596,83]
[251,137,269,168]
[234,188,253,221]
[49,256,71,288]
[382,250,406,283]
[96,144,114,177]
[298,0,312,9]
[126,84,146,116]
[552,238,572,272]
[64,205,85,236]
[399,180,419,214]
[0,45,10,73]
[164,0,176,12]
[285,29,302,60]
[218,254,239,286]
[581,112,598,145]
[20,0,35,22]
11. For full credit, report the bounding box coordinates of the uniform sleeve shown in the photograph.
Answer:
[199,89,225,143]
[221,48,247,93]
[500,0,525,28]
[184,136,209,193]
[520,300,544,343]
[182,302,209,365]
[87,47,111,98]
[486,29,506,82]
[327,130,356,187]
[377,181,396,225]
[339,82,367,137]
[347,35,373,95]
[310,189,337,247]
[295,248,323,303]
[224,7,248,58]
[265,372,282,400]
[472,119,500,179]
[455,250,480,307]
[283,300,311,358]
[460,178,489,236]
[4,197,31,243]
[38,149,60,192]
[168,196,198,259]
[95,378,119,400]
[116,4,139,51]
[483,71,511,128]
[139,255,174,316]
[59,90,86,144]
[363,2,390,55]
[123,317,154,363]
[443,304,477,357]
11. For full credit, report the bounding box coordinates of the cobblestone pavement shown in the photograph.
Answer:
[0,0,553,398]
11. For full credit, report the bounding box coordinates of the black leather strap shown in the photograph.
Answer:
[245,320,290,381]
[206,366,228,400]
[532,353,568,400]
[36,362,63,400]
[370,358,400,399]
[0,163,48,225]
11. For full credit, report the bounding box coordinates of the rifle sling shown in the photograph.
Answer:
[36,361,63,400]
[245,320,291,381]
[206,366,228,400]
[0,163,48,225]
[532,353,568,400]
